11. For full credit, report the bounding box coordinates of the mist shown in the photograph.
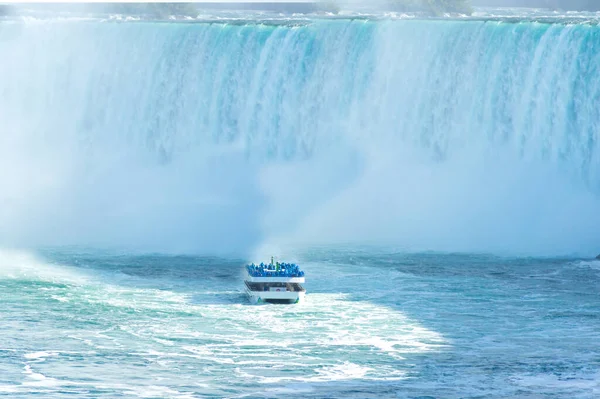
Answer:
[1,17,599,258]
[472,0,600,10]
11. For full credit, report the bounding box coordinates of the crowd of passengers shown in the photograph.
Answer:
[246,262,305,277]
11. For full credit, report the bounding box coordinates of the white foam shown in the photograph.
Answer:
[22,364,64,387]
[0,385,19,393]
[575,260,600,270]
[260,361,377,384]
[123,385,197,399]
[511,371,600,395]
[23,351,60,360]
[107,292,447,385]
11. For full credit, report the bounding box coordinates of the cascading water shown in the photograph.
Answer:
[0,18,599,256]
[1,13,600,399]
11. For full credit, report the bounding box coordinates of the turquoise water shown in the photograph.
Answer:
[1,250,598,397]
[1,11,600,398]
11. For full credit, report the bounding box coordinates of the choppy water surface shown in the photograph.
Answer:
[1,249,598,398]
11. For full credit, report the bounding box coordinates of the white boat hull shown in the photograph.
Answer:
[245,287,305,304]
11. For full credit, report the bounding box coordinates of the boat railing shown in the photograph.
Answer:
[245,262,305,278]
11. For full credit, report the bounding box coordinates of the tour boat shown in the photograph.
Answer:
[244,257,306,304]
